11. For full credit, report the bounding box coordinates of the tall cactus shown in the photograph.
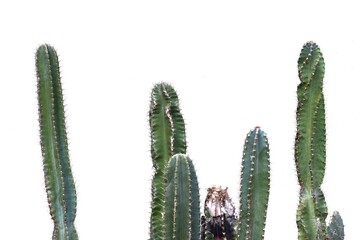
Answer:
[238,127,270,240]
[295,41,328,239]
[36,44,78,240]
[164,154,200,240]
[294,41,347,240]
[149,83,187,239]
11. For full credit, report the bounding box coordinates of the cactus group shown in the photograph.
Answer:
[295,41,344,239]
[34,42,345,240]
[36,44,78,240]
[148,83,271,240]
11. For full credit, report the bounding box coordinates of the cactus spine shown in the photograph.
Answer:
[149,83,187,240]
[238,127,270,240]
[164,154,200,240]
[36,44,78,240]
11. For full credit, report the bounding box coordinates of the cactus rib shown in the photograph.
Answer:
[36,44,78,240]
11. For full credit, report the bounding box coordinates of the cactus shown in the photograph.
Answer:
[147,84,271,240]
[238,127,270,240]
[201,127,270,240]
[164,154,200,240]
[326,211,345,240]
[36,44,78,240]
[149,83,187,239]
[295,41,345,240]
[295,41,328,239]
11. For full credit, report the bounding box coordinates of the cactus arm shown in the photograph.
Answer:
[164,154,200,240]
[149,83,187,170]
[36,44,78,240]
[326,211,345,240]
[149,83,187,239]
[238,127,270,240]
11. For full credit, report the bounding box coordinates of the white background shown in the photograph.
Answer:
[0,1,358,239]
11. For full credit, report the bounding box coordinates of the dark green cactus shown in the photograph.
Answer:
[36,44,78,240]
[326,211,345,240]
[149,83,187,240]
[164,154,200,240]
[238,127,270,240]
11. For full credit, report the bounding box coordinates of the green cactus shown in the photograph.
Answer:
[326,211,345,240]
[36,44,78,240]
[295,41,328,239]
[238,127,270,240]
[295,41,345,240]
[201,127,270,240]
[149,83,187,240]
[164,154,200,240]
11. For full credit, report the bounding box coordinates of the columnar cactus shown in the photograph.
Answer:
[149,83,189,239]
[295,41,344,240]
[164,154,200,240]
[201,127,270,240]
[36,44,78,240]
[238,127,270,240]
[295,41,327,239]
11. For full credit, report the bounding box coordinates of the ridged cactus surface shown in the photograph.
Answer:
[295,41,328,239]
[164,154,200,240]
[36,44,78,240]
[149,83,187,240]
[238,127,270,240]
